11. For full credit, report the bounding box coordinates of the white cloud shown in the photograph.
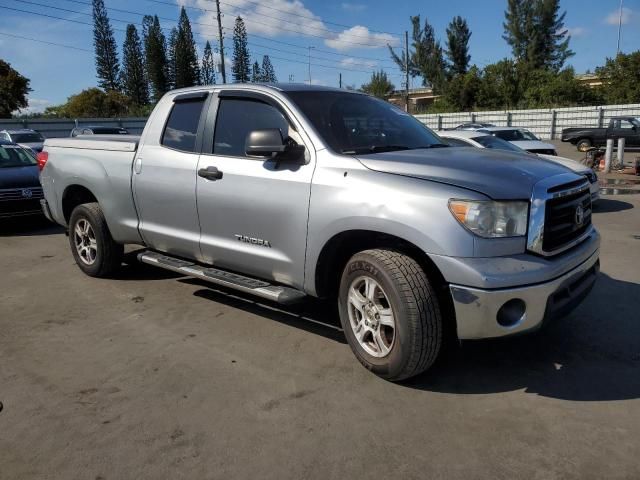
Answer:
[15,98,51,115]
[340,57,377,69]
[565,26,586,37]
[341,3,366,12]
[605,7,634,25]
[325,26,399,51]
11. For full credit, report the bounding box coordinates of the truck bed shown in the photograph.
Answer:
[45,135,140,152]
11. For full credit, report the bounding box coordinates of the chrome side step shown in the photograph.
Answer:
[137,251,306,305]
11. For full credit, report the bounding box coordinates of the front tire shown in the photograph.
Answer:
[577,138,592,152]
[68,203,123,277]
[338,249,442,381]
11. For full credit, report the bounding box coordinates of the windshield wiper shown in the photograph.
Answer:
[341,144,449,154]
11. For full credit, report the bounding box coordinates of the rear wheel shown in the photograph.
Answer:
[68,203,123,277]
[577,138,592,152]
[338,249,442,381]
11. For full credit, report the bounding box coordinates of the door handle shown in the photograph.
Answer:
[198,166,223,181]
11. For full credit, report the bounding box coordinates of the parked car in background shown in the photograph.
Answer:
[440,130,599,203]
[0,140,44,219]
[70,126,130,137]
[561,116,640,152]
[40,84,599,381]
[0,129,45,153]
[478,127,558,155]
[445,122,495,131]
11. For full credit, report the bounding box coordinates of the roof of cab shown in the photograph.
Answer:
[167,83,358,95]
[0,128,39,134]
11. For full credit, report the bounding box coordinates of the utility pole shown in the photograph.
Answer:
[616,0,623,55]
[215,0,227,83]
[339,73,342,88]
[308,46,315,85]
[404,30,409,113]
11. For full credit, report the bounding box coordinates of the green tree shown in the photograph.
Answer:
[595,51,640,104]
[174,7,200,88]
[0,59,31,118]
[120,25,149,106]
[201,41,217,85]
[445,16,471,76]
[443,66,482,110]
[521,67,598,108]
[389,16,446,92]
[251,61,262,82]
[361,70,395,98]
[44,88,131,118]
[232,17,251,82]
[503,0,573,71]
[143,15,169,101]
[261,55,277,82]
[92,0,120,91]
[166,27,178,89]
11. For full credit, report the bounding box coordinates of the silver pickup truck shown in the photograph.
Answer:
[39,84,600,381]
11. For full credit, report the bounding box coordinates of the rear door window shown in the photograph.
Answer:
[161,98,206,152]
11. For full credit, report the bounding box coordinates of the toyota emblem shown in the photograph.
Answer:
[575,205,584,226]
[21,188,33,199]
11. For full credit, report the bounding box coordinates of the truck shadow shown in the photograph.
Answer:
[180,277,346,343]
[0,217,64,237]
[405,273,640,401]
[593,198,634,213]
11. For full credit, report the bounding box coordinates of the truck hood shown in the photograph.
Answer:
[355,147,575,200]
[0,165,40,189]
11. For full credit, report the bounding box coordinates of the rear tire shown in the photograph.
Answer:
[338,249,442,381]
[68,202,123,277]
[577,138,592,152]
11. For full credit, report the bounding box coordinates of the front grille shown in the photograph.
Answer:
[542,184,592,253]
[0,187,43,202]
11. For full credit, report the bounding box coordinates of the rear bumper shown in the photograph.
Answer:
[449,249,599,339]
[40,199,54,222]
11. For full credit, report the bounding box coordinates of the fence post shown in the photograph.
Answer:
[597,107,604,128]
[507,112,512,127]
[550,110,557,140]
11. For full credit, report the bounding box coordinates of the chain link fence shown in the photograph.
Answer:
[415,103,640,139]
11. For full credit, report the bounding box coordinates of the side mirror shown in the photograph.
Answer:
[245,128,305,162]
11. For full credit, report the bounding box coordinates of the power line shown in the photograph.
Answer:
[14,0,401,75]
[143,0,399,49]
[0,4,127,32]
[202,0,401,36]
[54,0,399,66]
[0,30,92,52]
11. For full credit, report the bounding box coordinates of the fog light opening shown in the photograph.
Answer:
[497,299,526,327]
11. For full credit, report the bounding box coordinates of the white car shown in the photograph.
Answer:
[440,130,600,203]
[478,127,558,156]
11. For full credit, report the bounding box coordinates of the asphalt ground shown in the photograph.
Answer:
[1,188,639,479]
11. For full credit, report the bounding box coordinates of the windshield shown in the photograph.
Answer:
[473,135,527,153]
[12,132,44,143]
[0,144,37,168]
[490,129,539,141]
[285,91,447,154]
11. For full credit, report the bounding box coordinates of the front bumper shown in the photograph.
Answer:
[40,199,54,222]
[449,248,599,339]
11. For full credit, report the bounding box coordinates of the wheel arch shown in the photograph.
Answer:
[62,184,98,224]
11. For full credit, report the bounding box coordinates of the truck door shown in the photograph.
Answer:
[132,92,208,259]
[610,118,639,147]
[196,92,315,290]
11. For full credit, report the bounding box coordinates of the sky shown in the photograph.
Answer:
[0,0,638,114]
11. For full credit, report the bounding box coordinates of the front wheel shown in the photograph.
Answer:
[68,202,123,277]
[577,138,592,152]
[338,249,442,381]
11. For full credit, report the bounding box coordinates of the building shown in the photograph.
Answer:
[386,87,440,113]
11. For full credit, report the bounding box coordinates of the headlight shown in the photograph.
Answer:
[448,200,528,238]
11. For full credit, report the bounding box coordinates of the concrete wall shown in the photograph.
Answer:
[414,103,640,140]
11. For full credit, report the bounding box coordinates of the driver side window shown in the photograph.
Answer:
[213,98,291,157]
